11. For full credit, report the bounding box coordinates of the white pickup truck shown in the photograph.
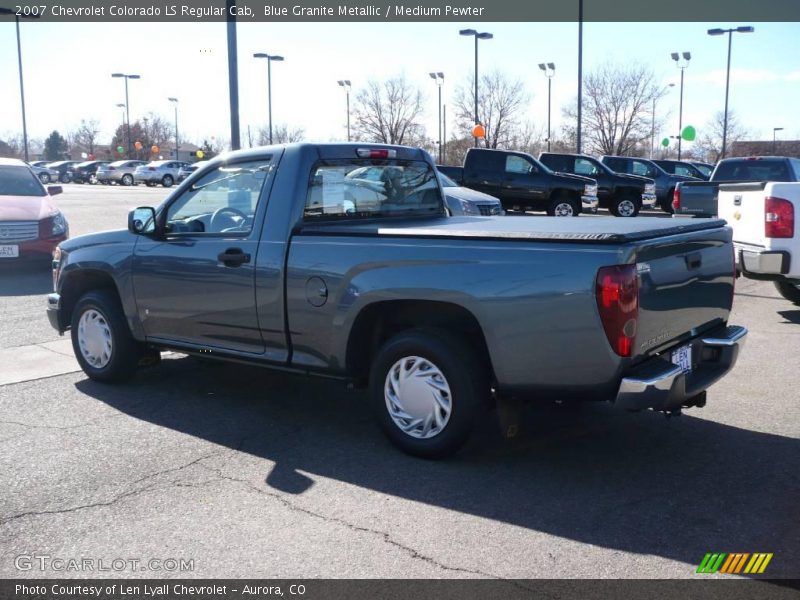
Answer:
[718,181,800,304]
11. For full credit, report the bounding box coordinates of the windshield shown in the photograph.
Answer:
[0,166,47,197]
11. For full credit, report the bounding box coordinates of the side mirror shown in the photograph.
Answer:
[128,206,156,235]
[47,185,63,196]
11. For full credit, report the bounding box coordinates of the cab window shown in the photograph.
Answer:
[506,155,535,175]
[165,159,273,235]
[575,158,599,176]
[631,160,656,178]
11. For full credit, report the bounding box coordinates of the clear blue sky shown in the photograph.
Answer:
[0,21,798,150]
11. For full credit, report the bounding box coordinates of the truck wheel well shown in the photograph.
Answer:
[346,300,494,384]
[60,270,119,329]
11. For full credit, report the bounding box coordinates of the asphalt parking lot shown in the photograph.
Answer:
[0,184,798,580]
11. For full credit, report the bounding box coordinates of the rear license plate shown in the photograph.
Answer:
[0,245,19,258]
[671,344,692,373]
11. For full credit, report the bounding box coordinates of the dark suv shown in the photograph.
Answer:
[600,155,701,213]
[68,161,111,184]
[539,153,657,217]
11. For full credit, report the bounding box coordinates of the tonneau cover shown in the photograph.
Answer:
[299,215,728,244]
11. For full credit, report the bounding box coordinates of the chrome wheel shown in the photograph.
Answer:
[38,173,50,184]
[77,309,113,369]
[617,199,636,217]
[384,356,452,439]
[554,202,575,217]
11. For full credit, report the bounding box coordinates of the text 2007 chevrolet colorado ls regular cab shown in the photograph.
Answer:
[47,143,747,458]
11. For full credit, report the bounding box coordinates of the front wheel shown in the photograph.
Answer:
[547,194,580,217]
[162,175,174,187]
[660,190,675,214]
[70,290,143,382]
[121,174,134,186]
[775,280,800,305]
[610,195,639,217]
[369,329,488,458]
[38,172,50,184]
[89,174,98,185]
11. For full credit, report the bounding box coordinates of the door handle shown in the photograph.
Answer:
[218,248,250,267]
[685,252,702,270]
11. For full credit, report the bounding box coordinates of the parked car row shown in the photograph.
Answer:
[23,159,196,188]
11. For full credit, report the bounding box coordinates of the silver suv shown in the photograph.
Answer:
[96,160,147,186]
[133,160,190,188]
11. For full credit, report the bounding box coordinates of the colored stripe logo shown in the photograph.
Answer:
[697,553,773,574]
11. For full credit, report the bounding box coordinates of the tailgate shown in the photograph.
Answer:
[632,225,733,360]
[677,181,718,216]
[718,182,772,248]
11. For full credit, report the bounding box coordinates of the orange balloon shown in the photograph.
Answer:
[134,141,143,150]
[151,145,159,154]
[472,124,486,139]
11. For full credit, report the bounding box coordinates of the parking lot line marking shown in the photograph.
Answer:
[0,339,79,386]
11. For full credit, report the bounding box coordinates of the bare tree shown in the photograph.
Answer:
[69,119,101,155]
[0,133,24,158]
[694,110,750,162]
[563,62,666,156]
[257,123,305,145]
[453,70,528,149]
[352,75,426,145]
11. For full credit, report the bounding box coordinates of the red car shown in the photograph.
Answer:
[0,158,69,264]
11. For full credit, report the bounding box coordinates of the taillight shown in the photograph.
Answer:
[765,197,794,238]
[672,186,681,211]
[596,264,639,357]
[356,148,396,159]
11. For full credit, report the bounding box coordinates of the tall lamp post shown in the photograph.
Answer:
[253,53,284,145]
[337,80,352,142]
[459,29,493,147]
[115,103,126,154]
[670,51,691,160]
[168,98,179,160]
[773,127,784,155]
[1,8,38,161]
[111,73,140,158]
[429,72,444,163]
[538,63,555,152]
[707,26,754,159]
[651,83,675,159]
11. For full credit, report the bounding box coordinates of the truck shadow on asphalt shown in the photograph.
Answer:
[76,356,799,578]
[0,265,52,297]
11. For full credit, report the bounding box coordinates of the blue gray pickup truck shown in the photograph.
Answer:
[47,143,747,457]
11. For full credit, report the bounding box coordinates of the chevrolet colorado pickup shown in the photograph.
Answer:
[438,148,599,216]
[673,156,800,218]
[538,152,657,217]
[47,143,747,457]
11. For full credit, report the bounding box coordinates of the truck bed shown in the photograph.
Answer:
[299,215,728,244]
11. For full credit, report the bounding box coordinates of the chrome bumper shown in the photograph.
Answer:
[615,325,747,411]
[641,192,657,207]
[736,245,790,277]
[581,194,599,212]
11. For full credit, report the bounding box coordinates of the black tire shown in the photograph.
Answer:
[775,280,800,305]
[38,172,50,184]
[121,174,133,186]
[162,175,174,188]
[660,190,675,214]
[369,328,489,459]
[547,193,580,217]
[610,194,640,217]
[59,174,71,183]
[70,290,142,382]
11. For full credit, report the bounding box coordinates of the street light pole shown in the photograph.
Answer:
[337,80,352,142]
[577,0,583,153]
[773,127,784,154]
[459,29,493,147]
[708,26,754,159]
[443,104,447,164]
[670,52,691,160]
[1,8,38,161]
[168,98,179,160]
[538,63,555,152]
[650,83,675,159]
[429,72,444,163]
[254,53,284,145]
[111,73,140,158]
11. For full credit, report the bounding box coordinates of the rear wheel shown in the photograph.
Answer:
[775,280,800,305]
[162,175,174,188]
[70,290,142,382]
[610,195,639,217]
[547,193,580,217]
[369,329,488,458]
[121,174,133,186]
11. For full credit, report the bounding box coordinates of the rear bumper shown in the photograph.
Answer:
[735,245,791,280]
[615,325,747,411]
[581,194,599,212]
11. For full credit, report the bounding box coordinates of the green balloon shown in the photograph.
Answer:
[661,137,670,147]
[117,145,125,153]
[681,125,696,141]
